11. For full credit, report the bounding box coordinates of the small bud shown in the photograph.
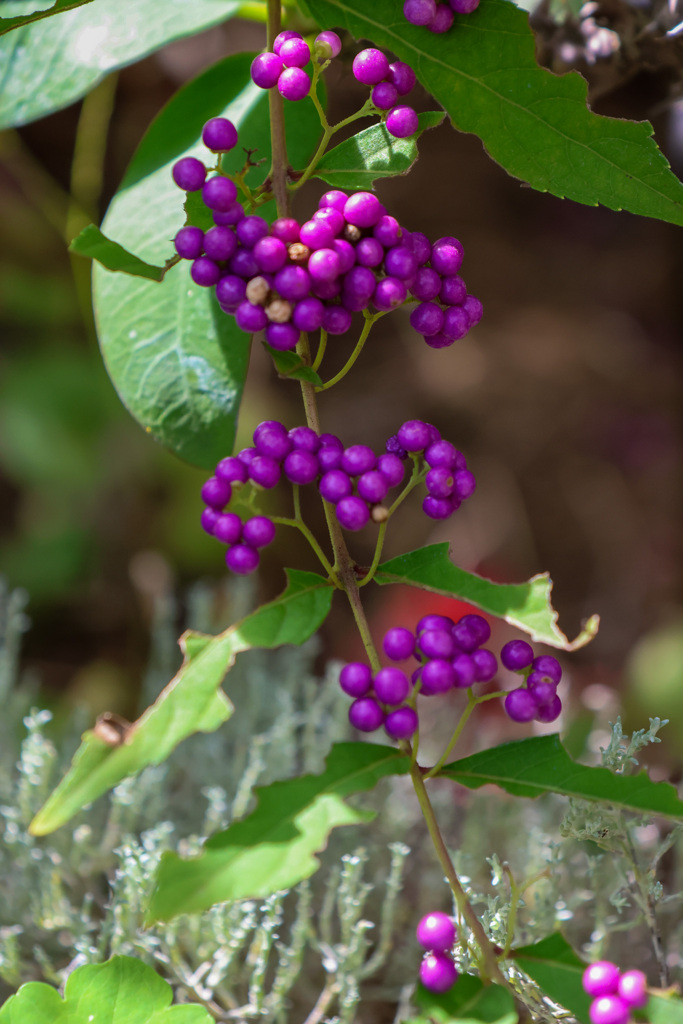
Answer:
[93,712,131,747]
[288,242,311,264]
[371,505,389,523]
[343,224,362,243]
[266,298,293,323]
[245,276,271,304]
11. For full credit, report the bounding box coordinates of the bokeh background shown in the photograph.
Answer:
[1,9,682,763]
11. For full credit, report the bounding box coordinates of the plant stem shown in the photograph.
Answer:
[266,0,290,218]
[425,689,508,779]
[316,312,378,391]
[311,329,328,373]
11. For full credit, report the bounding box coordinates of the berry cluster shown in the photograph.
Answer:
[351,49,419,139]
[416,913,459,993]
[582,962,647,1024]
[172,130,482,350]
[393,420,476,520]
[200,420,476,561]
[500,642,563,724]
[250,29,342,101]
[404,0,480,33]
[341,611,493,739]
[200,470,276,576]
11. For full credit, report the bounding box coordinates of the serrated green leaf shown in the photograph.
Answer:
[374,543,598,650]
[0,955,213,1022]
[148,741,409,921]
[305,0,683,227]
[69,224,171,281]
[512,934,591,1023]
[0,0,239,128]
[439,734,683,818]
[266,344,323,386]
[29,569,334,835]
[410,974,517,1023]
[93,53,322,470]
[313,110,444,189]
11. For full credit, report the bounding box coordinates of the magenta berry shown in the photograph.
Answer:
[202,117,238,151]
[385,705,418,739]
[500,639,534,671]
[201,476,232,509]
[213,513,243,545]
[383,627,416,660]
[618,970,647,1008]
[349,696,385,731]
[336,495,370,531]
[419,951,458,993]
[352,47,390,85]
[386,105,419,139]
[373,667,410,705]
[226,544,260,575]
[242,516,276,548]
[314,30,342,59]
[404,0,437,24]
[172,156,206,191]
[251,52,284,88]
[589,996,630,1024]
[340,662,373,697]
[504,688,538,723]
[416,912,456,951]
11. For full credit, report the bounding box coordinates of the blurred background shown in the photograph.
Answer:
[1,6,682,759]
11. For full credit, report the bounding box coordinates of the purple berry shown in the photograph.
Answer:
[419,951,458,993]
[418,628,455,660]
[403,0,437,24]
[343,192,384,228]
[589,996,630,1024]
[315,30,342,59]
[383,627,416,660]
[229,249,259,279]
[320,433,343,449]
[332,238,356,272]
[386,434,408,460]
[451,653,476,688]
[411,268,441,301]
[618,971,647,1008]
[300,218,335,250]
[373,277,407,311]
[387,60,417,96]
[449,0,480,12]
[417,614,454,633]
[308,248,341,283]
[172,156,206,191]
[500,639,534,671]
[352,47,390,85]
[472,648,498,682]
[341,445,376,475]
[336,496,370,531]
[420,659,455,694]
[317,445,343,472]
[236,215,269,249]
[274,265,311,301]
[373,214,402,248]
[242,515,276,548]
[237,447,257,466]
[424,332,455,350]
[273,29,301,54]
[235,301,268,333]
[203,226,238,262]
[214,512,243,544]
[376,453,405,486]
[213,203,245,226]
[342,266,376,310]
[226,544,260,575]
[279,36,311,67]
[443,306,470,341]
[340,662,373,697]
[357,470,388,504]
[251,51,284,88]
[532,655,562,682]
[423,496,453,520]
[266,322,300,350]
[386,106,419,139]
[535,695,562,722]
[200,507,220,534]
[319,189,348,213]
[425,441,464,470]
[283,449,319,485]
[202,117,238,152]
[319,470,353,503]
[385,705,418,739]
[248,455,281,489]
[321,303,352,335]
[253,235,287,273]
[174,225,204,259]
[504,688,538,723]
[271,217,301,244]
[431,237,464,276]
[526,673,557,707]
[216,456,248,484]
[416,912,456,952]
[349,696,384,731]
[385,245,418,279]
[374,667,410,705]
[201,476,232,508]
[372,82,398,110]
[278,67,311,101]
[429,3,455,31]
[456,613,491,647]
[254,420,286,441]
[425,467,455,498]
[191,257,221,287]
[293,297,325,332]
[289,426,320,452]
[440,274,467,305]
[463,294,483,325]
[397,420,431,452]
[356,237,384,267]
[202,175,238,211]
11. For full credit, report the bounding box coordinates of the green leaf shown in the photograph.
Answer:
[375,543,598,650]
[439,733,683,818]
[512,934,591,1023]
[148,741,409,922]
[266,344,324,386]
[410,974,517,1023]
[0,0,239,128]
[69,224,171,281]
[0,955,213,1022]
[29,569,334,835]
[646,993,683,1024]
[94,53,321,470]
[313,110,445,190]
[0,0,94,37]
[305,0,683,227]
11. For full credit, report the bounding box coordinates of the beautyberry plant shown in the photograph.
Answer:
[2,0,683,1020]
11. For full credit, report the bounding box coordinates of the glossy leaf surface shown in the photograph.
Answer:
[313,111,445,189]
[375,543,598,649]
[30,570,334,835]
[0,955,212,1022]
[440,734,683,817]
[305,0,683,226]
[93,54,321,469]
[0,0,239,128]
[148,741,408,921]
[69,224,170,281]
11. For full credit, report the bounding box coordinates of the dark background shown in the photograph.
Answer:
[1,12,681,756]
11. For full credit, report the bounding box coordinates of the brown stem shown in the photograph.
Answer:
[266,0,290,218]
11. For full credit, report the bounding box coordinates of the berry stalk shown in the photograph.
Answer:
[266,0,290,218]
